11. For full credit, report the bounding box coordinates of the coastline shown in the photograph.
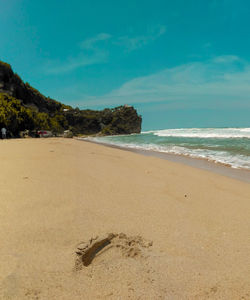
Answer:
[79,138,250,183]
[0,138,250,299]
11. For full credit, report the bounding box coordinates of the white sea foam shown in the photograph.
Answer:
[86,138,250,170]
[152,128,250,138]
[85,128,250,170]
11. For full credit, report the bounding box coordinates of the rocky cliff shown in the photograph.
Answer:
[0,61,142,136]
[0,61,62,113]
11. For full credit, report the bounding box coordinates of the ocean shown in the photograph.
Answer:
[86,128,250,170]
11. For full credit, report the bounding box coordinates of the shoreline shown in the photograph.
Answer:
[79,138,250,183]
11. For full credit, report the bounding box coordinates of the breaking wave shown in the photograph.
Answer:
[85,128,250,170]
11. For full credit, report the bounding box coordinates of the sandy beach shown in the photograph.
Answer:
[0,138,249,299]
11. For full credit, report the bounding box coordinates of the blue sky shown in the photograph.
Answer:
[1,0,250,130]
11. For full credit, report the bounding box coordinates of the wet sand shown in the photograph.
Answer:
[0,138,249,299]
[82,138,250,183]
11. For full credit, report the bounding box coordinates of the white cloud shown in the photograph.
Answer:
[75,55,250,109]
[45,53,107,74]
[45,33,111,74]
[45,26,166,74]
[80,33,112,50]
[114,25,166,52]
[211,55,240,63]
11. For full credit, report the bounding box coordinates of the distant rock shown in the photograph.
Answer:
[63,130,74,138]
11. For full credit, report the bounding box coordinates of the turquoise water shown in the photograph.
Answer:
[87,128,250,170]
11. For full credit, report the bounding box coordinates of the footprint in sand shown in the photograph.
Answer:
[73,234,168,298]
[75,233,153,269]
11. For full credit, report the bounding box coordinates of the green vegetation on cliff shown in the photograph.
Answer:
[0,61,142,137]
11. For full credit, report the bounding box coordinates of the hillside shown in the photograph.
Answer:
[0,61,142,137]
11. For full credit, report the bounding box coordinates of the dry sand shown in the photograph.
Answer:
[0,138,249,299]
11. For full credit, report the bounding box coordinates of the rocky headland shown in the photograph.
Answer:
[0,61,142,137]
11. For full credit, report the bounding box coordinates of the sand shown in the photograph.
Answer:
[0,138,249,299]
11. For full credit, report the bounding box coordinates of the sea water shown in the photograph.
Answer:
[86,128,250,170]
